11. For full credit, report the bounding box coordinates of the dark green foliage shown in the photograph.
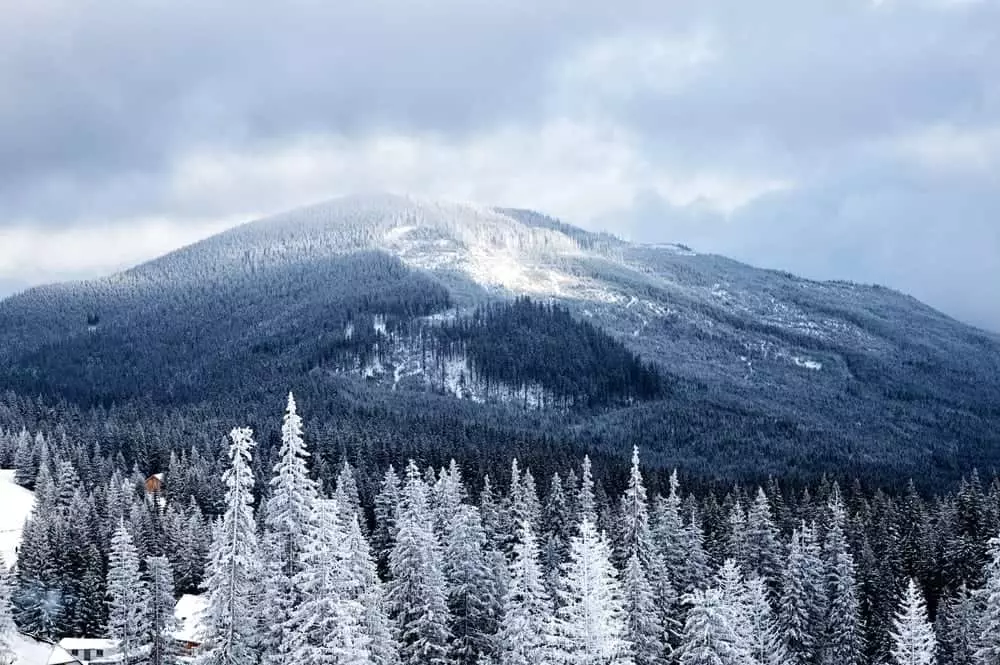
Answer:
[430,298,664,407]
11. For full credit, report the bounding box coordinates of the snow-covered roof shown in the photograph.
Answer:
[58,639,119,653]
[8,632,81,665]
[173,594,208,643]
[149,473,165,481]
[0,469,36,568]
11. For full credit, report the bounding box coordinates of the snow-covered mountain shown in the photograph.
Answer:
[2,194,1000,480]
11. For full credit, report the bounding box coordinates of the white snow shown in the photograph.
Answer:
[0,469,35,569]
[9,632,79,665]
[793,357,823,371]
[173,594,209,644]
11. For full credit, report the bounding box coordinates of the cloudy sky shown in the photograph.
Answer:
[2,0,998,329]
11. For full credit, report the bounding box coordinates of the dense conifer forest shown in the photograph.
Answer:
[2,395,1000,665]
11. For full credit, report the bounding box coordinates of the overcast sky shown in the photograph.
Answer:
[1,0,998,329]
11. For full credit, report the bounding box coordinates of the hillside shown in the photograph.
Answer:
[1,194,999,484]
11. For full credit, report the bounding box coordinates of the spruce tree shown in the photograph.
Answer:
[199,427,261,665]
[0,557,16,665]
[675,588,746,665]
[262,393,319,665]
[146,556,179,665]
[549,518,632,665]
[976,536,1000,665]
[890,579,935,665]
[822,499,862,665]
[745,576,786,665]
[107,522,149,665]
[342,515,400,665]
[387,461,453,665]
[498,520,552,665]
[444,505,500,665]
[935,585,979,665]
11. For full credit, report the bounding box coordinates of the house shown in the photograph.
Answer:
[173,593,208,654]
[8,632,81,665]
[57,639,120,665]
[144,473,165,494]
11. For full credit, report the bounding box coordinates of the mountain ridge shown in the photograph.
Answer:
[2,194,999,484]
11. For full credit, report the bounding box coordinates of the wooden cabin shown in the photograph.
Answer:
[144,473,165,494]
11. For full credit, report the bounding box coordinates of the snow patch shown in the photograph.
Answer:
[0,469,34,569]
[793,356,823,371]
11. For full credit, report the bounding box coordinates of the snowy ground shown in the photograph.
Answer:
[0,468,35,568]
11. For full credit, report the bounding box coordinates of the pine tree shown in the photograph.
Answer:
[779,527,820,665]
[290,500,373,665]
[822,499,862,665]
[374,466,402,576]
[262,393,320,665]
[147,557,179,665]
[107,522,149,665]
[675,588,746,665]
[745,576,786,665]
[387,461,453,665]
[935,585,979,665]
[444,505,500,665]
[498,520,551,665]
[199,427,261,665]
[622,554,664,665]
[0,557,16,665]
[577,457,596,527]
[890,579,935,665]
[745,489,782,593]
[342,516,400,665]
[976,536,1000,665]
[542,474,572,599]
[549,518,633,665]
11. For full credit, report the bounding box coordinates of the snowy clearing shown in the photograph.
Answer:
[0,468,35,568]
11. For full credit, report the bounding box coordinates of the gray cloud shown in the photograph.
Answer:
[1,0,999,329]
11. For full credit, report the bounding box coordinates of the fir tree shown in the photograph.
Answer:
[498,520,551,665]
[342,516,400,665]
[549,518,633,665]
[0,557,16,665]
[199,427,261,665]
[675,588,746,665]
[147,556,179,665]
[934,585,979,665]
[976,536,1000,665]
[745,576,786,665]
[822,499,862,665]
[444,505,500,665]
[387,461,453,665]
[107,522,149,665]
[890,579,935,665]
[262,393,320,665]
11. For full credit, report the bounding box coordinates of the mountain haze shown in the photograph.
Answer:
[2,194,999,485]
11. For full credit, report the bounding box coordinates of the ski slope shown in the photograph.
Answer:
[0,469,35,568]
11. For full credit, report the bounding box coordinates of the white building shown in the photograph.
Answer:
[57,639,120,664]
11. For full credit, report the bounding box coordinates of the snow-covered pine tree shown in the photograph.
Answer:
[146,556,179,665]
[498,520,552,665]
[976,536,1000,665]
[822,499,862,665]
[890,579,935,665]
[387,461,453,665]
[107,522,149,665]
[290,499,373,665]
[542,473,572,599]
[675,588,747,665]
[444,505,501,665]
[778,527,820,665]
[744,489,783,593]
[262,393,320,665]
[622,554,664,665]
[549,518,633,665]
[0,556,16,665]
[374,466,402,576]
[199,427,261,665]
[577,456,596,527]
[342,515,400,665]
[713,560,753,662]
[617,447,665,665]
[745,576,786,665]
[934,585,980,665]
[336,459,365,532]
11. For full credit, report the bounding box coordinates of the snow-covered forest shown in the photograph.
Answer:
[2,394,1000,665]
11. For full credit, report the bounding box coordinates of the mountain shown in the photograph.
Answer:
[2,193,999,485]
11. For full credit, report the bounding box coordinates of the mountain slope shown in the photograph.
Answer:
[2,194,999,483]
